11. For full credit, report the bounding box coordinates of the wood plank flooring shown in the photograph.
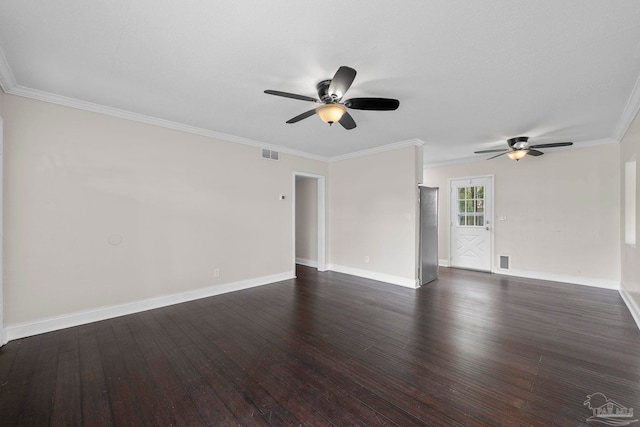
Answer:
[1,266,639,426]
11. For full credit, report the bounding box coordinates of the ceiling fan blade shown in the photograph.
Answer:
[286,109,317,124]
[338,112,356,130]
[487,152,509,160]
[475,149,509,154]
[344,98,400,111]
[528,149,544,156]
[264,90,319,103]
[529,142,573,149]
[328,66,357,99]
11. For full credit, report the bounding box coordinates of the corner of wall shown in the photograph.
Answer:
[619,283,640,331]
[327,264,417,289]
[614,71,640,142]
[0,89,5,121]
[619,99,640,331]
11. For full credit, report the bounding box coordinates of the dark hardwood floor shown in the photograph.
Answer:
[1,266,639,426]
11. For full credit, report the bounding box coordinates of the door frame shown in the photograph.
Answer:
[448,174,494,273]
[292,172,326,273]
[0,116,4,345]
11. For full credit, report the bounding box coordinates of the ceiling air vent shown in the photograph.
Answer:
[261,148,279,161]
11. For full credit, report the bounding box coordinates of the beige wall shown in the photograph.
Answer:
[295,177,318,263]
[620,112,640,308]
[3,94,328,325]
[424,143,620,285]
[328,145,420,284]
[5,87,628,332]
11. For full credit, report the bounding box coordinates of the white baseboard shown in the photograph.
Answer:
[620,284,640,331]
[496,268,620,290]
[295,257,318,268]
[4,271,294,343]
[327,264,417,289]
[438,258,620,290]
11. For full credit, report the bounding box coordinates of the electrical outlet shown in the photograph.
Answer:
[214,268,220,278]
[364,256,370,264]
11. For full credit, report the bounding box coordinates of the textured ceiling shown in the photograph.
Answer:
[1,1,640,163]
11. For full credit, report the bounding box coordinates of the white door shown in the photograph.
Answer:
[450,176,493,272]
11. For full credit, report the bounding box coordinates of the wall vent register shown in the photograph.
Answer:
[499,255,510,270]
[261,149,280,160]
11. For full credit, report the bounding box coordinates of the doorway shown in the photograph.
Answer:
[293,172,326,273]
[449,175,493,272]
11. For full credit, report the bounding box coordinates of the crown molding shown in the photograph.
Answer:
[424,155,483,168]
[5,83,624,167]
[328,138,425,163]
[6,84,332,163]
[614,71,640,142]
[0,45,17,92]
[3,84,420,164]
[6,84,422,164]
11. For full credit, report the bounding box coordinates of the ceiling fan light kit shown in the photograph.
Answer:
[474,136,574,161]
[316,103,346,124]
[264,66,400,130]
[506,149,529,161]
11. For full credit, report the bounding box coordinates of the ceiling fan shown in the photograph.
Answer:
[474,136,573,161]
[264,66,400,130]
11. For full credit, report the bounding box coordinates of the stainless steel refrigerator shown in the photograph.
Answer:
[419,186,439,285]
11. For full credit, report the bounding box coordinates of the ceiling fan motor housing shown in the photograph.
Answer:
[316,80,335,103]
[508,136,529,149]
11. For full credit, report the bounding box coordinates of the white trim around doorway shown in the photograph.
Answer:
[448,174,495,273]
[0,117,5,345]
[292,172,326,274]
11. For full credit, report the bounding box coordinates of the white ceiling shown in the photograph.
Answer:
[1,1,640,164]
